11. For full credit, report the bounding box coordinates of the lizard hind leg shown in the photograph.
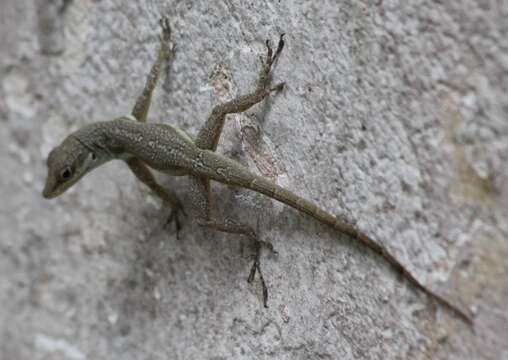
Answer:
[198,218,276,308]
[188,176,276,307]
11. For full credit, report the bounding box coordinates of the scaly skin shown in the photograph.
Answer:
[42,18,472,325]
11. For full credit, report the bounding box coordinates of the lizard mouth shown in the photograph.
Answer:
[42,182,58,199]
[42,189,57,199]
[42,175,65,199]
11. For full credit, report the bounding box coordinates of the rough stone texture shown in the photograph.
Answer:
[1,0,507,359]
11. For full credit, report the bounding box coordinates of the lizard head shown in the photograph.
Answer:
[42,135,105,199]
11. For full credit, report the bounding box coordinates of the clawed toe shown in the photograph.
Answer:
[275,33,285,59]
[258,239,278,255]
[247,244,268,306]
[270,82,285,93]
[159,17,171,38]
[158,17,173,52]
[247,239,276,308]
[264,33,285,67]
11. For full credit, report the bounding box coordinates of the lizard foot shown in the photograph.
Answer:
[192,218,277,307]
[247,238,278,308]
[158,17,175,61]
[256,33,285,92]
[264,33,285,69]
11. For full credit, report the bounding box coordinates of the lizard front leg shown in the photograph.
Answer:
[194,34,285,151]
[126,157,185,237]
[131,17,174,122]
[188,175,275,307]
[128,18,183,233]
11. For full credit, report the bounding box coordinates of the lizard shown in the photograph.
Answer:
[42,18,472,325]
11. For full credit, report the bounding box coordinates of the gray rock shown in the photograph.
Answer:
[1,0,507,359]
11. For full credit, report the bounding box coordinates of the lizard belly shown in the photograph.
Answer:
[160,166,189,176]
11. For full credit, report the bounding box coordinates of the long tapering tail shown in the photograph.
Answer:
[247,175,472,324]
[200,150,473,324]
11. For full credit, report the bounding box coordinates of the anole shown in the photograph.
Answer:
[42,18,472,324]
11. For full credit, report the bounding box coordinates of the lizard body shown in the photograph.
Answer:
[43,18,472,325]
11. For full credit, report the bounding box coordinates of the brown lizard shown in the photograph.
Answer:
[42,18,472,324]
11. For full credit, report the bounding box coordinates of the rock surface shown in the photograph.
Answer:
[1,0,507,359]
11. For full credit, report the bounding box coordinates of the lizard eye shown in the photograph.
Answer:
[60,167,73,180]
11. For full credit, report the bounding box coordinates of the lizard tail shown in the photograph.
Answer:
[199,150,473,324]
[246,174,473,325]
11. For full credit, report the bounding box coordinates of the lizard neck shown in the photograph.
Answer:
[72,117,138,161]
